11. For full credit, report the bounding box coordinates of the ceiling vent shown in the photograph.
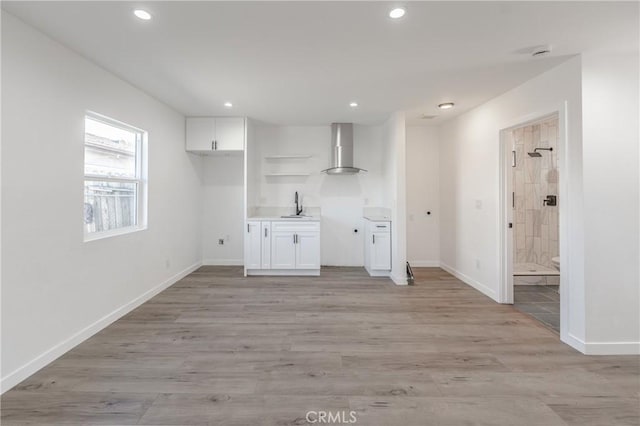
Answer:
[532,45,552,57]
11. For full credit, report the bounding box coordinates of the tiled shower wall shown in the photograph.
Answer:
[513,117,559,268]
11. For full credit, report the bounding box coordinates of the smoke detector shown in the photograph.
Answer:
[531,45,552,57]
[421,114,436,120]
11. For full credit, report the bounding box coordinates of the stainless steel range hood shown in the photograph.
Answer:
[321,123,367,175]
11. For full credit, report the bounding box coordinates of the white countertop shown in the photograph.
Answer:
[363,215,391,222]
[248,216,321,222]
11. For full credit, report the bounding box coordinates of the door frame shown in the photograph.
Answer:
[498,103,569,341]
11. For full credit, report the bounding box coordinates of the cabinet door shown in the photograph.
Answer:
[261,222,271,269]
[245,221,262,269]
[295,232,321,269]
[215,117,245,151]
[270,231,296,269]
[371,232,391,270]
[186,117,215,151]
[364,224,372,269]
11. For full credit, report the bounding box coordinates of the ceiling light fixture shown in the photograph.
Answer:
[224,102,233,108]
[133,9,152,20]
[438,102,455,110]
[349,102,358,108]
[389,7,406,19]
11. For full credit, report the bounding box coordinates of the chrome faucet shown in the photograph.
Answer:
[295,191,303,216]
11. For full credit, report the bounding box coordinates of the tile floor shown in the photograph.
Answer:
[514,284,560,333]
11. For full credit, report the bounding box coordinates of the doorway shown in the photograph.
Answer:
[500,111,566,336]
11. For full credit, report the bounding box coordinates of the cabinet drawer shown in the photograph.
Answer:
[370,221,391,233]
[271,221,320,232]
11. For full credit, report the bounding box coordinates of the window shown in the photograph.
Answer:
[84,113,147,240]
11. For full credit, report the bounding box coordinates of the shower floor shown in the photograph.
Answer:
[514,284,560,333]
[514,262,559,276]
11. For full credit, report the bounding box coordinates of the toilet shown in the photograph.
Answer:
[551,256,560,271]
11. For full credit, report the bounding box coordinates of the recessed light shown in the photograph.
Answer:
[389,7,406,19]
[133,9,152,20]
[349,102,358,108]
[438,102,455,110]
[224,102,233,108]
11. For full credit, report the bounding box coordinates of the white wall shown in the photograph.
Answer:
[249,124,385,266]
[406,126,440,267]
[201,154,244,265]
[1,13,203,391]
[438,57,585,347]
[382,112,408,284]
[582,52,639,351]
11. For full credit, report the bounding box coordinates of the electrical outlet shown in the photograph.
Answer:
[475,199,483,210]
[165,259,171,269]
[475,259,481,269]
[218,239,225,245]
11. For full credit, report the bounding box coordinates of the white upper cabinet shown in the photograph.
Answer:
[186,117,215,151]
[185,117,245,153]
[214,117,245,151]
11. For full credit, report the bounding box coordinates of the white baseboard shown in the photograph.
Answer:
[391,273,408,285]
[247,269,320,276]
[562,332,587,354]
[439,261,497,301]
[583,341,640,355]
[0,261,202,394]
[202,259,243,266]
[408,260,440,267]
[563,332,640,355]
[564,333,640,355]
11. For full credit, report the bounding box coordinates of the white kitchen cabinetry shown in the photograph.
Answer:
[245,220,320,276]
[364,220,391,277]
[270,230,297,269]
[245,221,262,270]
[295,231,321,269]
[260,222,271,269]
[185,117,245,153]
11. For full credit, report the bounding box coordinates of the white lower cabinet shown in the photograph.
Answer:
[295,231,321,269]
[260,222,271,269]
[364,220,391,276]
[245,220,320,275]
[270,231,297,269]
[245,221,262,269]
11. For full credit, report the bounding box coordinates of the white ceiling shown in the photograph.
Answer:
[3,1,638,125]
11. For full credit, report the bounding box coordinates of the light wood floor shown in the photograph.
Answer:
[2,267,639,425]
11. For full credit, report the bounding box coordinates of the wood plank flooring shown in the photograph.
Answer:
[2,266,639,425]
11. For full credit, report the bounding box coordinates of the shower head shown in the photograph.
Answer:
[527,147,553,157]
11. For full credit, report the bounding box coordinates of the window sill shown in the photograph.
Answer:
[84,225,147,242]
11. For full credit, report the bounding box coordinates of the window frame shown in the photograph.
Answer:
[83,111,148,242]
